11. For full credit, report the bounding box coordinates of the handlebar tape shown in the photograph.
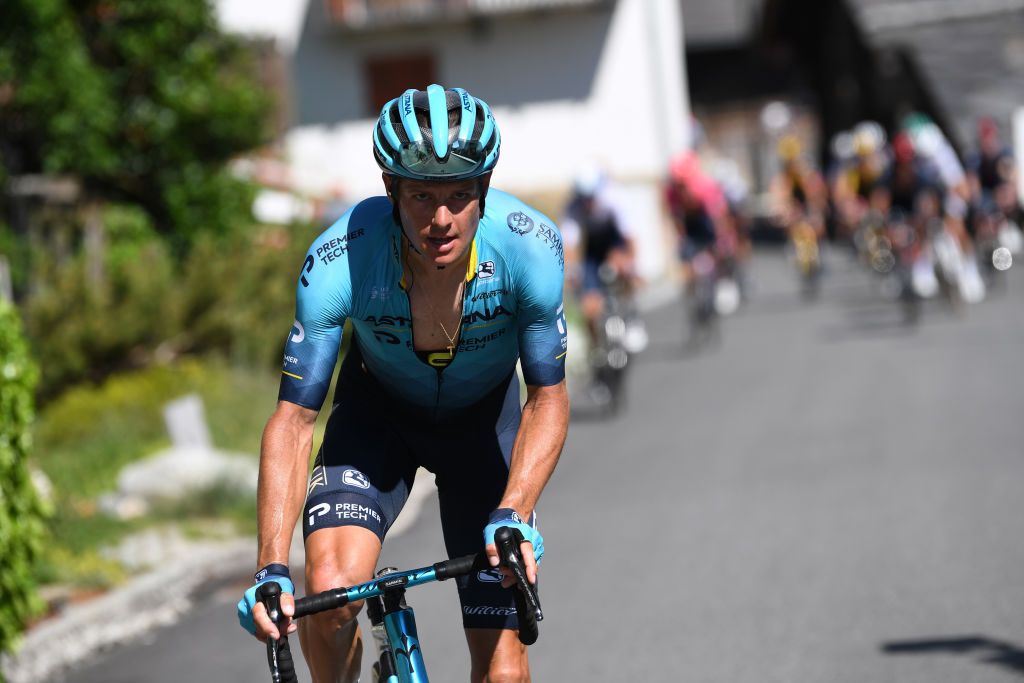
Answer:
[293,588,349,619]
[434,552,489,580]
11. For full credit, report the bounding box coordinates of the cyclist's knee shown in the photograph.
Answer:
[470,639,529,683]
[481,662,529,683]
[581,292,604,318]
[304,566,365,629]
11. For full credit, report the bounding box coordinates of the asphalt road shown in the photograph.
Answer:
[64,247,1024,682]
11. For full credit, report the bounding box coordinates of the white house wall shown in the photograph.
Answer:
[283,0,689,279]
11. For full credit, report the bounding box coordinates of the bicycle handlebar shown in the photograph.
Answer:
[256,581,299,683]
[494,526,543,645]
[256,526,543,682]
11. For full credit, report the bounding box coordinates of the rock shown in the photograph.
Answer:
[115,446,257,501]
[97,493,149,520]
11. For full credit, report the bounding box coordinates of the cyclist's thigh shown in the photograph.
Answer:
[420,375,534,630]
[302,369,418,547]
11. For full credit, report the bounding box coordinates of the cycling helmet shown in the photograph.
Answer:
[373,84,500,181]
[892,132,915,163]
[852,121,885,156]
[777,134,802,162]
[573,166,605,198]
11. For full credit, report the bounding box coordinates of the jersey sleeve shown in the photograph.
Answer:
[513,218,567,387]
[278,219,355,410]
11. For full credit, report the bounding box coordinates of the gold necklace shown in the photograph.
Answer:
[431,280,464,356]
[405,240,466,357]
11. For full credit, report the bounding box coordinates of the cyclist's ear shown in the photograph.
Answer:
[383,173,396,200]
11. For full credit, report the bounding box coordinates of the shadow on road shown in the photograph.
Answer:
[819,302,922,342]
[881,635,1024,678]
[634,335,724,364]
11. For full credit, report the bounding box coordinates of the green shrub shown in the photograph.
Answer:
[23,229,179,400]
[23,218,324,402]
[177,222,322,369]
[0,303,50,656]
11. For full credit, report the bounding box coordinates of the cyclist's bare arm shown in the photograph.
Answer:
[252,400,318,639]
[490,379,568,583]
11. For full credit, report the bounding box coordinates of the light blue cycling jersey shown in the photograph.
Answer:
[279,189,567,416]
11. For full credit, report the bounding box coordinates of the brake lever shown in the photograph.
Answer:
[494,526,543,622]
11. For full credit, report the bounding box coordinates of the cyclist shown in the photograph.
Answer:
[770,135,829,291]
[968,117,1018,214]
[877,132,943,218]
[664,151,726,285]
[236,85,569,683]
[831,122,888,244]
[967,117,1021,239]
[771,135,828,234]
[561,167,645,358]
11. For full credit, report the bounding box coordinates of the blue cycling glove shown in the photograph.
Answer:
[237,563,294,636]
[483,508,544,563]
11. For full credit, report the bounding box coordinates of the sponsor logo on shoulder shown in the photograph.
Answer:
[290,320,305,343]
[477,260,496,279]
[342,469,371,490]
[536,223,565,267]
[507,211,534,236]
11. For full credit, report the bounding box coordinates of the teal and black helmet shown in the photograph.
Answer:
[373,84,501,181]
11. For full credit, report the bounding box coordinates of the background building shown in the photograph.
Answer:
[218,0,691,280]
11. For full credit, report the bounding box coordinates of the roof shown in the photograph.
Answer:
[850,0,1024,144]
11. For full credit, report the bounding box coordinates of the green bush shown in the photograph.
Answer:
[177,222,322,369]
[23,217,324,401]
[0,303,49,657]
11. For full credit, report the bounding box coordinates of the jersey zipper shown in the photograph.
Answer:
[434,281,469,420]
[401,273,470,422]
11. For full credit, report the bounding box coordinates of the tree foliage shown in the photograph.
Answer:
[23,217,320,400]
[0,303,49,658]
[0,0,271,243]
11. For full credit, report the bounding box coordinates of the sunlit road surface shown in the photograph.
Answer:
[67,247,1024,683]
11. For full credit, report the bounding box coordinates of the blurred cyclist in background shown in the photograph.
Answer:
[771,134,829,233]
[966,117,1022,283]
[562,167,647,357]
[665,151,728,281]
[771,134,828,294]
[692,118,754,300]
[831,122,888,245]
[875,132,942,219]
[968,117,1018,218]
[664,151,743,338]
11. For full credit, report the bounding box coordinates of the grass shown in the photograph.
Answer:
[31,358,282,587]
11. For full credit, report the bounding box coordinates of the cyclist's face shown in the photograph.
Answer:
[386,175,488,267]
